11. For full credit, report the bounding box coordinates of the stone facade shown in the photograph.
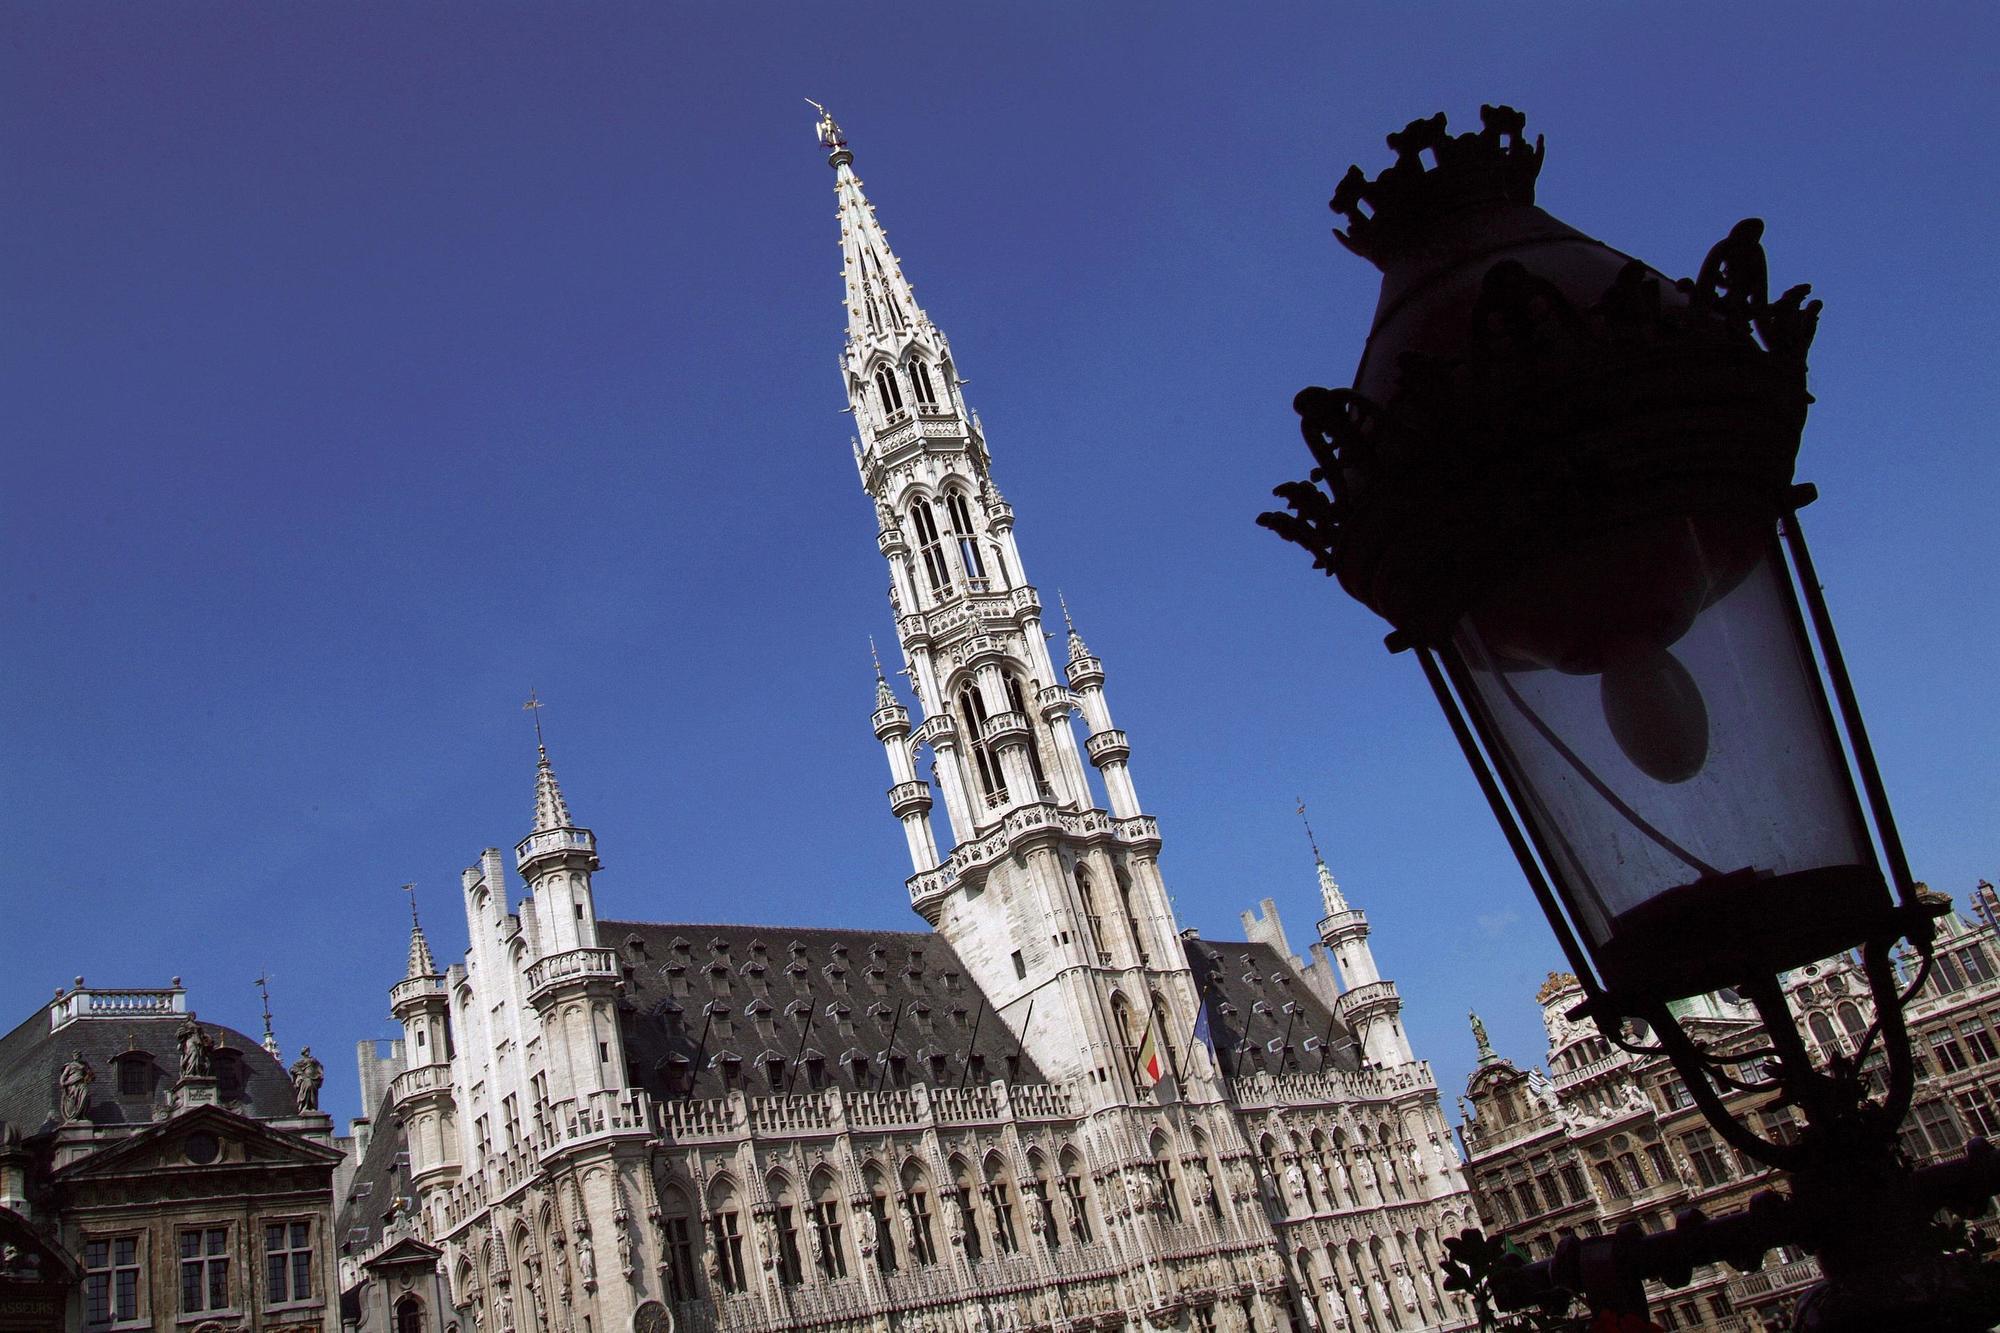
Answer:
[332,110,1481,1333]
[1457,887,2000,1333]
[0,982,341,1333]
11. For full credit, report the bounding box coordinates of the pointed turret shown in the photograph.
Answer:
[407,913,438,981]
[871,641,938,874]
[389,886,460,1198]
[1301,801,1414,1069]
[533,745,573,833]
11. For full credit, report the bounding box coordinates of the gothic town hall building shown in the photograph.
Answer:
[335,112,1478,1333]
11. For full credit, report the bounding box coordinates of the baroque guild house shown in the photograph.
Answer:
[0,982,340,1333]
[336,110,1479,1333]
[1459,885,2000,1332]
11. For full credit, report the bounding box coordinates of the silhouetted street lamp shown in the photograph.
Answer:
[1261,107,2000,1330]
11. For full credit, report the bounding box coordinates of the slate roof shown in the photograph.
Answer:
[603,920,1047,1099]
[335,1092,415,1259]
[1182,937,1362,1078]
[0,1005,294,1142]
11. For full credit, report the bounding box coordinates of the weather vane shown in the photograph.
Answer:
[523,688,546,749]
[404,882,420,928]
[1296,797,1323,862]
[254,969,276,1053]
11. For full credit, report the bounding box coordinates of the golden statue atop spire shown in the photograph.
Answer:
[806,98,846,153]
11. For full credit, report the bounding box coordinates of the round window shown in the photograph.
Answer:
[184,1130,221,1164]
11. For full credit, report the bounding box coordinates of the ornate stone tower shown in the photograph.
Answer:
[820,105,1203,1102]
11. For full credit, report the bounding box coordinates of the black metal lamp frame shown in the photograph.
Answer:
[1408,488,1936,1178]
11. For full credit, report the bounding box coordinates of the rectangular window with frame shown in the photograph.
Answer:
[1915,1099,1967,1155]
[663,1217,697,1300]
[84,1236,141,1326]
[265,1220,312,1305]
[180,1227,230,1313]
[1957,1085,2000,1137]
[1682,1130,1732,1189]
[1931,1030,1970,1074]
[1960,1018,1999,1065]
[1961,944,1997,986]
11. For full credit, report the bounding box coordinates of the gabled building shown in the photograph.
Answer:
[334,109,1479,1333]
[0,981,340,1333]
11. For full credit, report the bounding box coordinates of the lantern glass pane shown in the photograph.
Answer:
[1451,517,1883,1000]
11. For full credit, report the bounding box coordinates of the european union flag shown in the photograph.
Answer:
[1191,1000,1216,1060]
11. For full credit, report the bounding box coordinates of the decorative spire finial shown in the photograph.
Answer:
[807,98,847,158]
[524,693,573,832]
[1297,797,1346,915]
[1058,591,1091,663]
[404,884,439,978]
[254,971,279,1059]
[1471,1010,1497,1064]
[871,637,897,710]
[524,687,547,756]
[1296,797,1322,862]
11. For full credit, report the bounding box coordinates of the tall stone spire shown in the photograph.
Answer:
[815,101,927,349]
[817,110,1196,1103]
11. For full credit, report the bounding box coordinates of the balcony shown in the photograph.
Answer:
[1726,1256,1821,1307]
[390,1061,454,1106]
[886,780,932,818]
[1335,980,1400,1022]
[390,973,446,1010]
[978,710,1030,744]
[1552,1051,1635,1091]
[514,826,596,870]
[535,1087,653,1158]
[1035,682,1077,717]
[1085,728,1130,765]
[524,946,619,1003]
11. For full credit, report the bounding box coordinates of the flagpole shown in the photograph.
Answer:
[958,997,986,1088]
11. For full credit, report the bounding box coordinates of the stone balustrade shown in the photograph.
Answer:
[523,946,619,1002]
[389,1061,454,1106]
[536,1087,652,1157]
[514,826,596,870]
[1228,1062,1435,1110]
[49,983,185,1030]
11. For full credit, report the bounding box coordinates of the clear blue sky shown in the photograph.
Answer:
[4,5,1995,1127]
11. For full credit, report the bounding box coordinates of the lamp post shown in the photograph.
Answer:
[1261,106,2000,1330]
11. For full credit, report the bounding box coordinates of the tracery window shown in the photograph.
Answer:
[1075,865,1108,962]
[944,489,985,583]
[910,359,938,407]
[874,367,903,414]
[910,499,949,594]
[957,684,1006,805]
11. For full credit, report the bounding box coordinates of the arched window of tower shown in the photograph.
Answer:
[909,499,949,595]
[1116,868,1150,967]
[956,683,1005,806]
[1111,993,1139,1082]
[1003,674,1050,796]
[1074,864,1108,964]
[944,489,986,586]
[910,358,937,407]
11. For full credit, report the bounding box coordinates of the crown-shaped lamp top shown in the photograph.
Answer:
[1329,104,1544,268]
